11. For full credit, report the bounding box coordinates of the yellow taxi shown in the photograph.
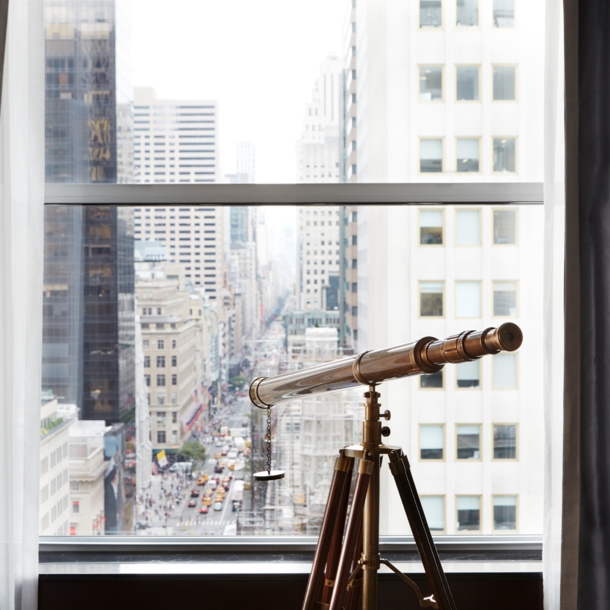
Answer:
[215,452,222,460]
[202,497,212,507]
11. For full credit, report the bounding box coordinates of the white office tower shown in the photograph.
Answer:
[349,0,544,535]
[134,306,152,495]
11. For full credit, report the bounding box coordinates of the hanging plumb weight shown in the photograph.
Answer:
[254,406,284,481]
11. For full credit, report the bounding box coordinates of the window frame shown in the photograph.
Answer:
[418,207,445,246]
[492,494,519,533]
[491,64,519,102]
[41,182,543,554]
[419,0,444,30]
[455,0,479,28]
[419,279,445,318]
[492,279,519,318]
[454,279,482,319]
[420,495,447,533]
[419,137,445,174]
[456,494,483,534]
[455,358,482,390]
[418,65,445,102]
[455,65,481,102]
[492,352,519,390]
[492,136,518,174]
[454,207,482,246]
[455,137,482,174]
[419,424,446,461]
[456,423,482,461]
[492,423,519,461]
[492,206,519,246]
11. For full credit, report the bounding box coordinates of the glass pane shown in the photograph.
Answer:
[456,360,480,388]
[493,496,517,530]
[493,0,515,27]
[456,67,479,101]
[455,281,480,317]
[420,425,444,459]
[420,0,442,27]
[457,496,480,531]
[493,66,516,101]
[40,203,542,537]
[456,210,480,245]
[494,425,517,458]
[456,138,479,172]
[420,66,443,101]
[493,281,517,316]
[493,353,517,389]
[420,210,443,245]
[493,138,516,172]
[421,496,445,531]
[420,139,443,173]
[456,0,478,27]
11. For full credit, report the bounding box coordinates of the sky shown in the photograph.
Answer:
[130,0,346,185]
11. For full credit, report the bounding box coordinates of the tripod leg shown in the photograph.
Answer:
[389,450,458,610]
[328,459,373,610]
[321,459,354,604]
[302,455,354,610]
[344,517,364,610]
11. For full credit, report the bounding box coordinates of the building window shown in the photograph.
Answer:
[143,340,149,349]
[456,496,480,531]
[420,139,443,173]
[493,137,516,173]
[144,374,150,386]
[456,66,479,101]
[494,496,517,530]
[493,209,517,244]
[156,356,165,367]
[456,0,478,26]
[172,374,177,386]
[144,356,150,368]
[421,496,445,532]
[157,374,166,387]
[493,424,517,459]
[493,65,516,100]
[420,281,443,316]
[420,425,444,459]
[172,411,178,423]
[420,0,442,27]
[455,209,480,245]
[157,339,165,349]
[171,355,177,367]
[421,370,443,389]
[457,425,480,459]
[455,281,481,317]
[172,340,177,348]
[419,66,443,101]
[419,210,443,244]
[493,281,517,316]
[456,138,479,172]
[157,393,166,406]
[493,353,517,389]
[493,0,514,27]
[456,360,480,388]
[171,393,177,405]
[72,501,79,514]
[157,431,166,444]
[156,411,166,424]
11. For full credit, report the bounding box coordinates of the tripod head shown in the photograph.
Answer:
[250,323,522,408]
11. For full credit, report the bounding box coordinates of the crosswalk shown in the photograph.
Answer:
[178,518,233,527]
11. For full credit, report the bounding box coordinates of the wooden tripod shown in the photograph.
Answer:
[301,386,457,610]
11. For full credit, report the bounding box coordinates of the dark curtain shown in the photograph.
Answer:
[562,0,610,608]
[0,0,7,107]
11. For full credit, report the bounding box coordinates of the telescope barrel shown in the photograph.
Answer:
[250,323,522,408]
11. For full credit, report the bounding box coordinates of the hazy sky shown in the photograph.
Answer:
[131,0,346,184]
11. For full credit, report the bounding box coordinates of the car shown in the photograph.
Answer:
[215,440,222,447]
[213,502,223,511]
[214,465,223,474]
[214,452,222,460]
[187,500,197,508]
[199,506,209,514]
[135,521,150,530]
[202,497,212,506]
[223,484,230,492]
[190,489,199,497]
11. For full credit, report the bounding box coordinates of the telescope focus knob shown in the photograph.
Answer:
[382,410,391,421]
[381,426,391,437]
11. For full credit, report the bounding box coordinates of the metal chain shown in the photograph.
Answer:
[266,407,272,475]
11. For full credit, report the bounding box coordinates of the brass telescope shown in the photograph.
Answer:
[249,323,523,610]
[250,322,522,408]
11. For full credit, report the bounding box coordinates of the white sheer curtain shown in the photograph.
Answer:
[543,0,566,608]
[0,0,44,609]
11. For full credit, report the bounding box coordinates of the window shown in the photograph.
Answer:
[171,374,177,385]
[420,425,444,459]
[171,355,177,366]
[421,496,445,532]
[493,281,517,316]
[157,339,165,349]
[456,66,479,101]
[171,393,177,405]
[456,0,478,26]
[420,0,442,27]
[419,66,443,101]
[157,431,166,444]
[419,210,443,244]
[493,0,515,28]
[156,356,165,367]
[455,281,480,317]
[157,393,166,405]
[493,66,516,100]
[493,138,516,173]
[144,374,150,386]
[172,340,177,348]
[493,209,517,244]
[157,374,166,387]
[494,424,517,459]
[172,412,178,423]
[420,281,443,316]
[144,356,150,368]
[455,209,480,245]
[420,139,443,173]
[456,425,480,460]
[456,138,479,172]
[143,340,149,349]
[493,353,517,389]
[456,496,480,531]
[72,501,79,514]
[494,496,517,530]
[421,370,443,389]
[156,411,166,424]
[456,360,480,388]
